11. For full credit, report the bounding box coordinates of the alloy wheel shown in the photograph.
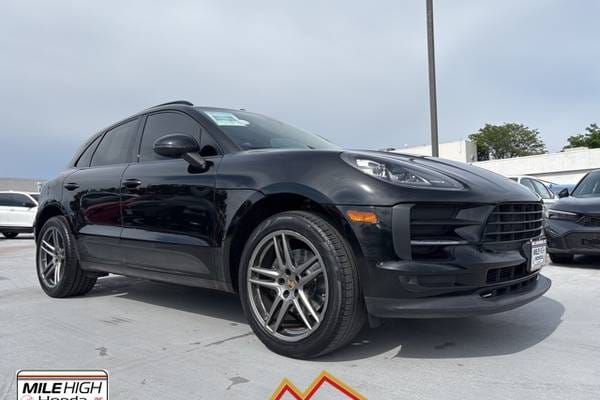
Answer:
[247,230,329,342]
[38,227,66,287]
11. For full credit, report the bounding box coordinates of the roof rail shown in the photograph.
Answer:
[149,100,194,108]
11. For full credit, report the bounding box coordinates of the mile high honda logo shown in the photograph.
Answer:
[17,370,108,400]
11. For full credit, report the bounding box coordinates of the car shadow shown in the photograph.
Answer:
[552,255,600,269]
[320,296,564,362]
[87,275,564,361]
[88,275,247,324]
[0,235,34,241]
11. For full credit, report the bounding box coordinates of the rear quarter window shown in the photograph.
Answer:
[75,135,101,168]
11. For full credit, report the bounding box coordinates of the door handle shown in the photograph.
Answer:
[64,182,79,191]
[123,179,142,189]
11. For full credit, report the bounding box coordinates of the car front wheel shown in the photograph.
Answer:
[2,232,19,239]
[36,216,97,298]
[239,211,365,358]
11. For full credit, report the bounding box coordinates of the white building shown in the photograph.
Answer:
[389,140,477,163]
[0,178,46,192]
[392,140,600,184]
[473,147,600,184]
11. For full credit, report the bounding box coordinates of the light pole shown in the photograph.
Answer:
[426,0,439,157]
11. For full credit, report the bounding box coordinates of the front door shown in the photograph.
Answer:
[120,111,221,280]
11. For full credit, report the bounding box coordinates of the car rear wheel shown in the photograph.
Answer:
[548,253,574,264]
[239,211,366,358]
[36,216,97,298]
[2,232,18,239]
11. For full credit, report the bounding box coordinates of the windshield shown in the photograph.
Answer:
[572,172,600,198]
[200,109,340,151]
[30,194,40,202]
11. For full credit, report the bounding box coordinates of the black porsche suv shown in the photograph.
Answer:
[35,101,551,358]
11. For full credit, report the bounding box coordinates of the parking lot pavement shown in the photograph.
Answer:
[0,236,599,399]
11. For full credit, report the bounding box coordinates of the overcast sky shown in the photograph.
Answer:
[1,0,598,179]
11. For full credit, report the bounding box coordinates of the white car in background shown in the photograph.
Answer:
[0,191,39,238]
[509,176,557,209]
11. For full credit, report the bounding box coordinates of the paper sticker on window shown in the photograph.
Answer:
[204,111,249,127]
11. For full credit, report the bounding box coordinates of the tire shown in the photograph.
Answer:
[549,253,574,264]
[2,232,18,239]
[238,211,366,358]
[36,216,97,298]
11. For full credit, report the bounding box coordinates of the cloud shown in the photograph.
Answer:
[0,0,598,178]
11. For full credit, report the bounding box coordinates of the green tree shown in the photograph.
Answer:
[469,123,547,161]
[563,123,600,149]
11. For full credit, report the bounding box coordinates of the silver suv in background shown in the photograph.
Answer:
[509,176,556,210]
[0,191,39,238]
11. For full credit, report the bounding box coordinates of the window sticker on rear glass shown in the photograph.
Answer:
[204,111,249,127]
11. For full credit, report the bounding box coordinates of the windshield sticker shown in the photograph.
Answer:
[204,111,249,127]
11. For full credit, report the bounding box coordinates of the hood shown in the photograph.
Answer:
[351,150,539,202]
[551,196,600,215]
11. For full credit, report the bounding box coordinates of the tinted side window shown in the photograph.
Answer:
[91,119,139,167]
[0,194,30,207]
[139,112,200,162]
[11,194,31,207]
[0,194,11,206]
[520,179,536,193]
[75,135,101,168]
[531,179,552,199]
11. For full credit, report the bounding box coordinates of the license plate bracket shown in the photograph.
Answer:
[530,238,546,272]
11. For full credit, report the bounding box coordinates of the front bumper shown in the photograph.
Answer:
[337,203,550,318]
[545,219,600,255]
[366,274,550,318]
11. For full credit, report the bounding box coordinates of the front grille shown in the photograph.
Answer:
[480,275,537,299]
[579,216,600,227]
[483,203,543,243]
[486,263,527,284]
[565,232,600,249]
[408,204,492,260]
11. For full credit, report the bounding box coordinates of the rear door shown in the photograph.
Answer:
[63,118,141,270]
[120,111,221,279]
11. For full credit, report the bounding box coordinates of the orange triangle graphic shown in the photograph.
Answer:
[270,371,366,400]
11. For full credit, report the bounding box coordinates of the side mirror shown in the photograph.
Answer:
[22,201,36,208]
[153,134,208,170]
[558,188,569,198]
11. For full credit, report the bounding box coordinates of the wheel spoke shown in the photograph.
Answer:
[295,255,319,275]
[298,290,319,323]
[300,265,324,286]
[293,298,312,330]
[272,237,285,270]
[54,262,61,284]
[41,240,56,258]
[43,261,56,278]
[52,229,59,247]
[271,299,291,332]
[249,278,279,289]
[265,295,283,326]
[280,233,294,268]
[250,266,280,278]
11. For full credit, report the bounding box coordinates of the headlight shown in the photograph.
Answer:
[547,209,579,221]
[341,154,464,190]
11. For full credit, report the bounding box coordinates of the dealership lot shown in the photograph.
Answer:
[1,236,599,399]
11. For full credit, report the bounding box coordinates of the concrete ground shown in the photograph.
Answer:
[1,235,599,399]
